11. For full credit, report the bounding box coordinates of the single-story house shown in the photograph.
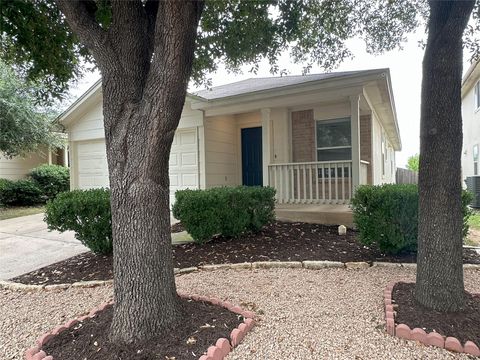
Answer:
[0,148,67,181]
[461,60,480,179]
[59,69,400,225]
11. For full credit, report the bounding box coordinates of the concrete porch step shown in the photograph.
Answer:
[275,204,353,227]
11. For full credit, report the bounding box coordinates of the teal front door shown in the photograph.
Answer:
[241,127,263,186]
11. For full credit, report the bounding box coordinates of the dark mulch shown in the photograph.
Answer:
[393,282,480,346]
[10,221,480,285]
[171,222,185,233]
[43,298,242,360]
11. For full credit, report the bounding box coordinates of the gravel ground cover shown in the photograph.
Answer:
[2,267,479,360]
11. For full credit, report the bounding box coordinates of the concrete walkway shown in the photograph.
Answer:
[0,214,87,280]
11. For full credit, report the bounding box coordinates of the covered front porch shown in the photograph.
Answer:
[262,92,375,205]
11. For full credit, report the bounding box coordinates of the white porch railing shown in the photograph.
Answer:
[268,161,353,204]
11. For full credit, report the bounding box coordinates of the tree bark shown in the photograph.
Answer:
[57,0,204,343]
[416,0,474,312]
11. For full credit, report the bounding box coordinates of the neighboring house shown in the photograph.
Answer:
[462,60,480,180]
[0,148,67,181]
[59,69,399,224]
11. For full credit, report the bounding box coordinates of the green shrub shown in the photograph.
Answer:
[351,184,473,254]
[45,189,112,255]
[0,179,43,206]
[172,186,276,243]
[29,164,69,200]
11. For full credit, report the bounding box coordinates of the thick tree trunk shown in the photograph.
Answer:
[416,0,474,312]
[57,0,204,343]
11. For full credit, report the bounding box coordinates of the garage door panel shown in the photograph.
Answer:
[179,131,196,145]
[181,174,197,187]
[169,129,199,206]
[180,152,197,166]
[77,141,109,189]
[169,153,178,167]
[75,129,199,205]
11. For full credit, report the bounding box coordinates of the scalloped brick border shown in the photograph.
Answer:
[3,261,480,292]
[25,293,255,360]
[384,282,480,357]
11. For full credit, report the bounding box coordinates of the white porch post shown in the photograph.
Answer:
[62,146,68,167]
[47,146,53,165]
[350,94,361,189]
[261,108,272,186]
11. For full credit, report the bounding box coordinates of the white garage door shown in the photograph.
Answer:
[77,140,109,189]
[75,129,199,205]
[169,128,199,205]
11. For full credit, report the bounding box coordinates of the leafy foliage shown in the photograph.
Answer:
[29,164,69,200]
[172,186,276,243]
[45,189,112,255]
[406,153,420,172]
[0,0,90,100]
[351,184,472,254]
[0,179,43,206]
[0,61,64,157]
[1,0,426,93]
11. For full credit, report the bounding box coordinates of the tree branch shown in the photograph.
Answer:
[55,0,111,62]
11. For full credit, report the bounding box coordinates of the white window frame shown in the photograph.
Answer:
[315,117,352,162]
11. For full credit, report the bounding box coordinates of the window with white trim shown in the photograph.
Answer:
[475,82,480,110]
[316,118,351,161]
[474,144,479,175]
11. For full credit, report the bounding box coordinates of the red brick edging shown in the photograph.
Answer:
[384,281,480,357]
[25,293,255,360]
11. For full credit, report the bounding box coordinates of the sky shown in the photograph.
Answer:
[68,28,451,168]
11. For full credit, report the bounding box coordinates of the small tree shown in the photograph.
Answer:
[406,153,419,172]
[0,61,63,158]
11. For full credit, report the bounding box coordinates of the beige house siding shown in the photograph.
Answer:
[204,115,237,188]
[0,150,59,181]
[291,109,315,162]
[461,80,480,179]
[371,112,395,184]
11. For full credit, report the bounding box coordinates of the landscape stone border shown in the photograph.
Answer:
[2,261,480,292]
[384,281,480,357]
[24,293,256,360]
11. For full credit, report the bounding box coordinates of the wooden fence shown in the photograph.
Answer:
[396,167,418,184]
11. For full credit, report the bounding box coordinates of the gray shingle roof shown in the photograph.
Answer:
[193,69,383,100]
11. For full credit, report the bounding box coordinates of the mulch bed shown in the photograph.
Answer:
[10,221,480,285]
[393,282,480,346]
[43,298,242,360]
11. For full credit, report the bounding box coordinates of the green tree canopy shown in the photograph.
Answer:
[0,60,64,158]
[407,153,420,171]
[1,0,423,96]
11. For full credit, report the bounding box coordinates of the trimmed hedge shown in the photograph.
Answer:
[29,164,69,200]
[172,186,276,243]
[351,184,473,254]
[45,189,112,255]
[0,179,43,206]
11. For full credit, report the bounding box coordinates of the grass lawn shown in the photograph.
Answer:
[466,210,480,246]
[468,210,480,229]
[0,206,45,221]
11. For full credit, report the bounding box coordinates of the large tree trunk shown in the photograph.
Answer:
[57,0,204,343]
[416,0,474,312]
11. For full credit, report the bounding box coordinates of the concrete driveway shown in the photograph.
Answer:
[0,213,87,280]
